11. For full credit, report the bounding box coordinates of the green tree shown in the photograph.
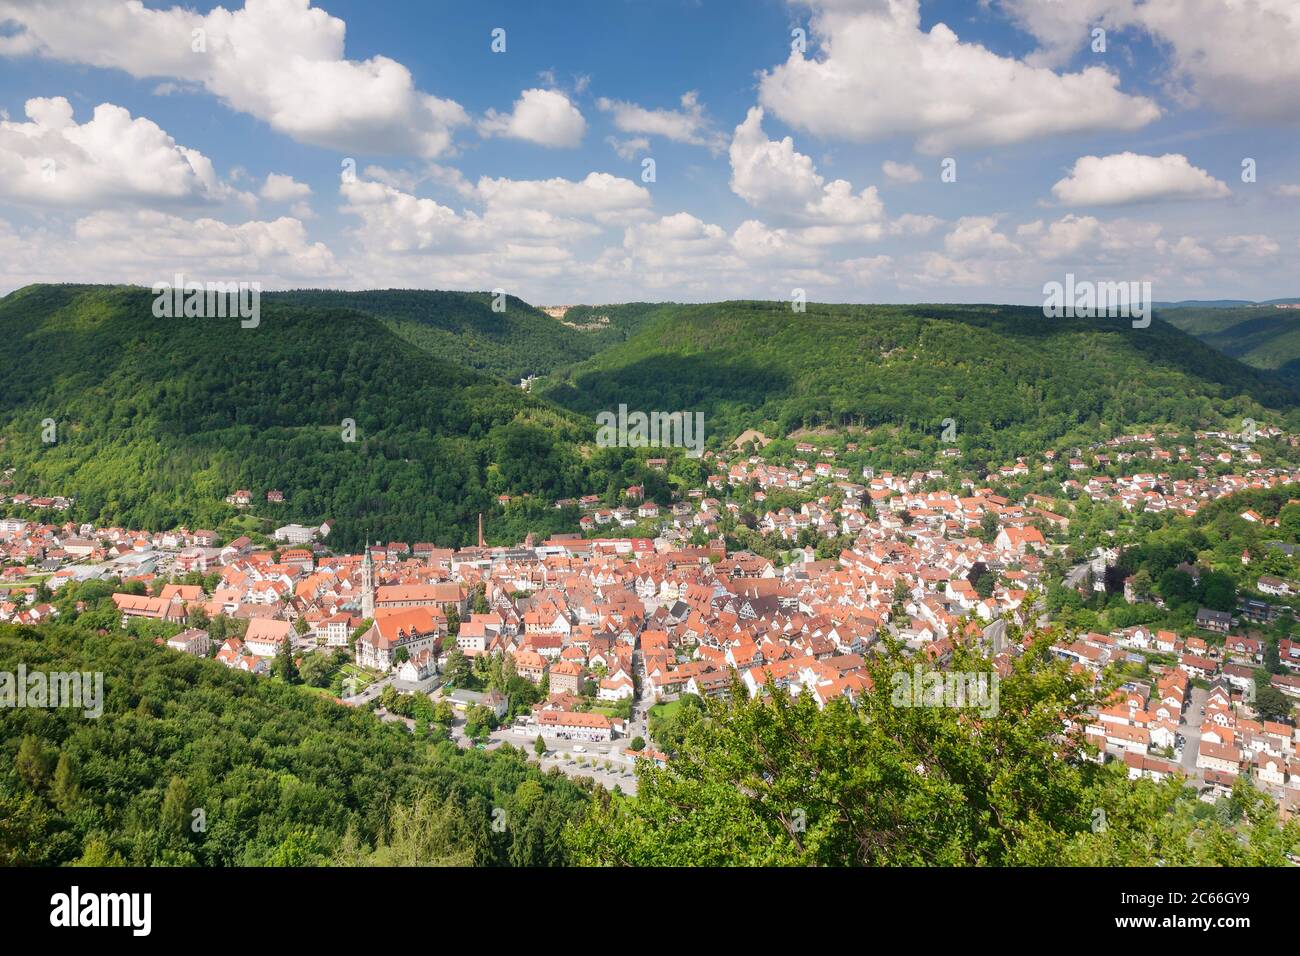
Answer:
[274,635,300,684]
[15,736,52,791]
[340,791,474,867]
[1254,683,1293,723]
[571,641,1299,866]
[1278,503,1300,542]
[160,775,192,845]
[71,836,125,867]
[52,752,81,813]
[1199,571,1237,612]
[978,510,1000,543]
[1128,568,1153,602]
[0,621,590,867]
[1159,568,1197,607]
[432,700,455,727]
[299,651,334,688]
[442,649,473,689]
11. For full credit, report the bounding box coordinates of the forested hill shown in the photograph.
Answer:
[1160,304,1300,391]
[265,290,661,382]
[539,300,1300,460]
[0,284,598,548]
[0,623,591,866]
[3,621,1293,868]
[4,286,1297,547]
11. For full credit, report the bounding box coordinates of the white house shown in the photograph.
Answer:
[243,618,294,657]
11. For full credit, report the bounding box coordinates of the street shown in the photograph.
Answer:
[1178,685,1209,778]
[341,673,391,705]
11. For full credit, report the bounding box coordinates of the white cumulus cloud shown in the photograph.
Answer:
[0,0,469,157]
[0,97,244,208]
[1051,152,1230,206]
[260,172,312,202]
[729,107,883,240]
[999,0,1300,121]
[480,89,586,148]
[596,91,726,153]
[758,0,1159,153]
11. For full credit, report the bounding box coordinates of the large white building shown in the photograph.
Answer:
[532,710,614,742]
[273,524,316,544]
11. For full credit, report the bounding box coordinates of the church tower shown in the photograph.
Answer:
[360,543,375,619]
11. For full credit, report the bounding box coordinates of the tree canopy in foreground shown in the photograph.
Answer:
[571,637,1298,866]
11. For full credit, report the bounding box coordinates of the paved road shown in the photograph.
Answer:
[983,619,1008,653]
[375,706,415,731]
[1179,686,1209,777]
[341,674,392,706]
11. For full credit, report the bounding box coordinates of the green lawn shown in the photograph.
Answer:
[649,699,683,722]
[340,662,376,690]
[218,514,274,540]
[0,573,50,588]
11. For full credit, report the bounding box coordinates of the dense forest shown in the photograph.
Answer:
[541,301,1299,462]
[2,285,1297,550]
[266,290,661,383]
[1160,304,1300,391]
[0,622,593,866]
[0,285,621,549]
[5,620,1294,867]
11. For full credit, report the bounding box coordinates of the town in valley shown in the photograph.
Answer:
[6,422,1300,815]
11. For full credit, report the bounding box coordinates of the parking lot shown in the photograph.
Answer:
[484,724,640,794]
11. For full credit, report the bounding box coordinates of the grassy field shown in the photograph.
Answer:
[219,514,273,538]
[0,573,50,589]
[649,698,684,722]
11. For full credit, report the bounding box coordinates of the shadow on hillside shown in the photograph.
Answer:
[542,351,793,418]
[1275,358,1300,393]
[950,304,1299,411]
[265,289,525,337]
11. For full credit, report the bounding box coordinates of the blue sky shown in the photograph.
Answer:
[0,0,1297,304]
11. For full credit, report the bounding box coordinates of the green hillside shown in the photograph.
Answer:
[1160,305,1300,390]
[0,285,599,548]
[0,622,590,866]
[540,300,1299,461]
[3,287,1296,548]
[266,290,660,382]
[5,618,1293,868]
